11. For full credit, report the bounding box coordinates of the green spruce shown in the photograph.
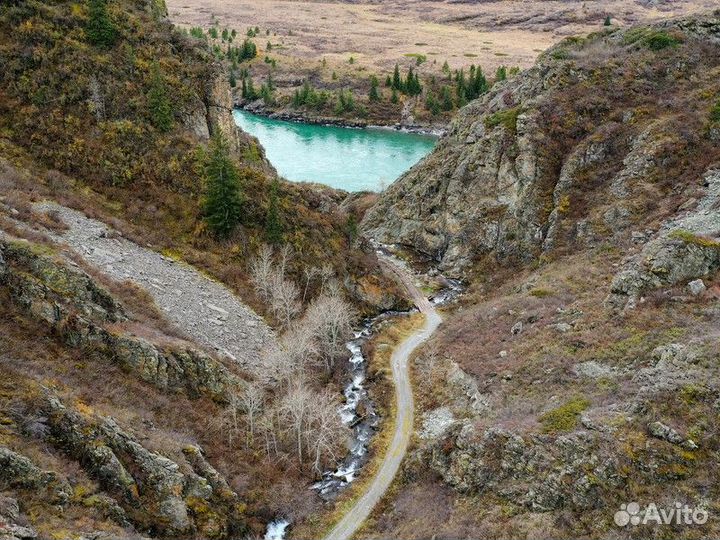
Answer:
[202,133,244,239]
[147,63,173,132]
[85,0,118,49]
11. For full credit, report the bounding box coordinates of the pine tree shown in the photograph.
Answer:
[86,0,118,49]
[265,177,283,244]
[385,75,392,87]
[440,85,454,111]
[390,88,399,104]
[495,65,507,82]
[148,63,173,132]
[202,133,244,239]
[442,60,450,74]
[229,71,237,87]
[604,15,612,26]
[425,92,439,115]
[392,63,402,91]
[369,75,380,102]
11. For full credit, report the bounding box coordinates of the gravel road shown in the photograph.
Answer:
[323,254,441,540]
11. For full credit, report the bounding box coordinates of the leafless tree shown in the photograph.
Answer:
[304,292,355,372]
[279,380,313,464]
[240,385,264,447]
[269,271,301,328]
[258,413,279,458]
[249,244,274,300]
[222,392,242,447]
[278,243,293,277]
[318,264,334,296]
[302,265,319,303]
[307,388,347,474]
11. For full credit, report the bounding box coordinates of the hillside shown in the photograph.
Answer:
[0,0,408,538]
[360,12,720,540]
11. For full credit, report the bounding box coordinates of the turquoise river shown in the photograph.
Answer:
[233,109,437,192]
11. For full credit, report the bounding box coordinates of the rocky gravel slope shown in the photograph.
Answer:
[35,202,274,367]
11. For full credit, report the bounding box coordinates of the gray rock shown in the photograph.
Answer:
[511,321,523,335]
[572,361,616,379]
[607,169,720,310]
[551,322,573,333]
[647,421,684,445]
[688,279,706,296]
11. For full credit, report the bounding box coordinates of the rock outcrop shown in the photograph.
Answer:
[35,392,246,538]
[363,15,720,278]
[607,168,720,309]
[0,238,245,403]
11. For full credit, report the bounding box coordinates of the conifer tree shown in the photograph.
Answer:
[86,0,118,49]
[495,65,507,82]
[392,63,402,91]
[202,133,244,238]
[390,88,399,104]
[148,63,173,132]
[441,85,454,111]
[385,75,392,87]
[369,76,380,102]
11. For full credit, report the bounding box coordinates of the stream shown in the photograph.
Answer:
[264,256,463,540]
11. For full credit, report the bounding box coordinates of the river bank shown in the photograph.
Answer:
[236,100,448,138]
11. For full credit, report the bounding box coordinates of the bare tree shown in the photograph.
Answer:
[278,243,293,278]
[250,244,274,300]
[258,413,279,458]
[269,271,301,328]
[318,264,334,295]
[240,385,264,447]
[302,265,319,303]
[279,380,312,464]
[222,392,242,447]
[304,292,355,372]
[307,388,347,474]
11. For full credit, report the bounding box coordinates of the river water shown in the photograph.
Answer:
[233,109,437,192]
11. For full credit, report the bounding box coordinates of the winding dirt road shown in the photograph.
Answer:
[323,256,442,540]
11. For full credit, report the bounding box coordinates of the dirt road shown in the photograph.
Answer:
[323,256,441,540]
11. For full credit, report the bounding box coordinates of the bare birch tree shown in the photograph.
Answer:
[279,381,313,464]
[305,292,355,372]
[269,271,301,328]
[249,244,274,300]
[307,388,347,474]
[239,385,264,447]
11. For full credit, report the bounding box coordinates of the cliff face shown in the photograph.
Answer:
[361,14,720,540]
[363,14,720,282]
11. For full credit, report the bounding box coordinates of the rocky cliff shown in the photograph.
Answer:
[363,13,720,285]
[362,13,720,540]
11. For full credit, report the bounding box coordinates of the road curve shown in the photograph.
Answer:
[323,256,442,540]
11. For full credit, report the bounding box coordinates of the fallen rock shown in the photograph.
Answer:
[688,278,706,296]
[647,421,684,445]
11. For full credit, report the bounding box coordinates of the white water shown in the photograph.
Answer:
[264,518,290,540]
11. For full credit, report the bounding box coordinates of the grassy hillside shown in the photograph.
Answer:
[0,0,404,317]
